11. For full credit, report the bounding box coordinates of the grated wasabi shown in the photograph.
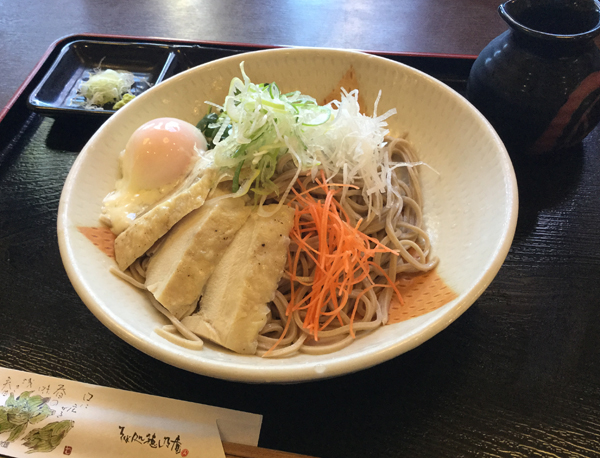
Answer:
[113,93,136,110]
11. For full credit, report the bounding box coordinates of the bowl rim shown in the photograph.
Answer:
[57,47,518,383]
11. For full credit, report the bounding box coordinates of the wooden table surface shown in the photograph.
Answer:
[3,1,600,457]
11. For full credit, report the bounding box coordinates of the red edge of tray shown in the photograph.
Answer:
[0,32,479,123]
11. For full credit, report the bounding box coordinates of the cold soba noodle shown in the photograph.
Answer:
[255,136,438,357]
[106,65,438,357]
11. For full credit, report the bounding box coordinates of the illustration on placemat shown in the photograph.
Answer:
[22,420,74,454]
[0,390,74,454]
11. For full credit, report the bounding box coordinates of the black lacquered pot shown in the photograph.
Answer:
[467,0,600,155]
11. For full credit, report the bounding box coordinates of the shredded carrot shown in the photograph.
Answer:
[266,173,404,355]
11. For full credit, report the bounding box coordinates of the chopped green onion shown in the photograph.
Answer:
[302,106,331,126]
[268,82,280,99]
[203,62,395,200]
[232,160,245,192]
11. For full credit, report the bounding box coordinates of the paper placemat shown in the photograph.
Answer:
[0,368,261,458]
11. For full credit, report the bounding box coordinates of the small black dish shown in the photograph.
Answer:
[27,40,175,119]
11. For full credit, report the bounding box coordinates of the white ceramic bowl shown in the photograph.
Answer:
[57,48,518,383]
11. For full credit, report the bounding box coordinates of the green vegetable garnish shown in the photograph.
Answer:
[79,68,136,109]
[202,62,398,210]
[231,160,245,192]
[197,111,231,149]
[205,63,332,194]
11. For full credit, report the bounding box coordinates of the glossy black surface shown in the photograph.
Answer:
[502,0,600,36]
[4,34,600,458]
[467,0,600,155]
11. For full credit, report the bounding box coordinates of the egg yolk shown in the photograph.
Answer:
[121,117,207,190]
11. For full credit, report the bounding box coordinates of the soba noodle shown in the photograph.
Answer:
[255,135,438,356]
[114,134,438,357]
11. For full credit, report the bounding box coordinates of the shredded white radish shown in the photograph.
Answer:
[302,89,397,213]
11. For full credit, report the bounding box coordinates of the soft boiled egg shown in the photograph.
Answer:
[101,117,208,235]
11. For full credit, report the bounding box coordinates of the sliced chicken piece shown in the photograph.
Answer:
[114,168,216,270]
[145,195,252,319]
[182,204,296,354]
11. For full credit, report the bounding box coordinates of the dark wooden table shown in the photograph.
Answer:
[3,1,600,457]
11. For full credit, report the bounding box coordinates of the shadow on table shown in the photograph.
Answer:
[509,143,585,240]
[45,117,106,153]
